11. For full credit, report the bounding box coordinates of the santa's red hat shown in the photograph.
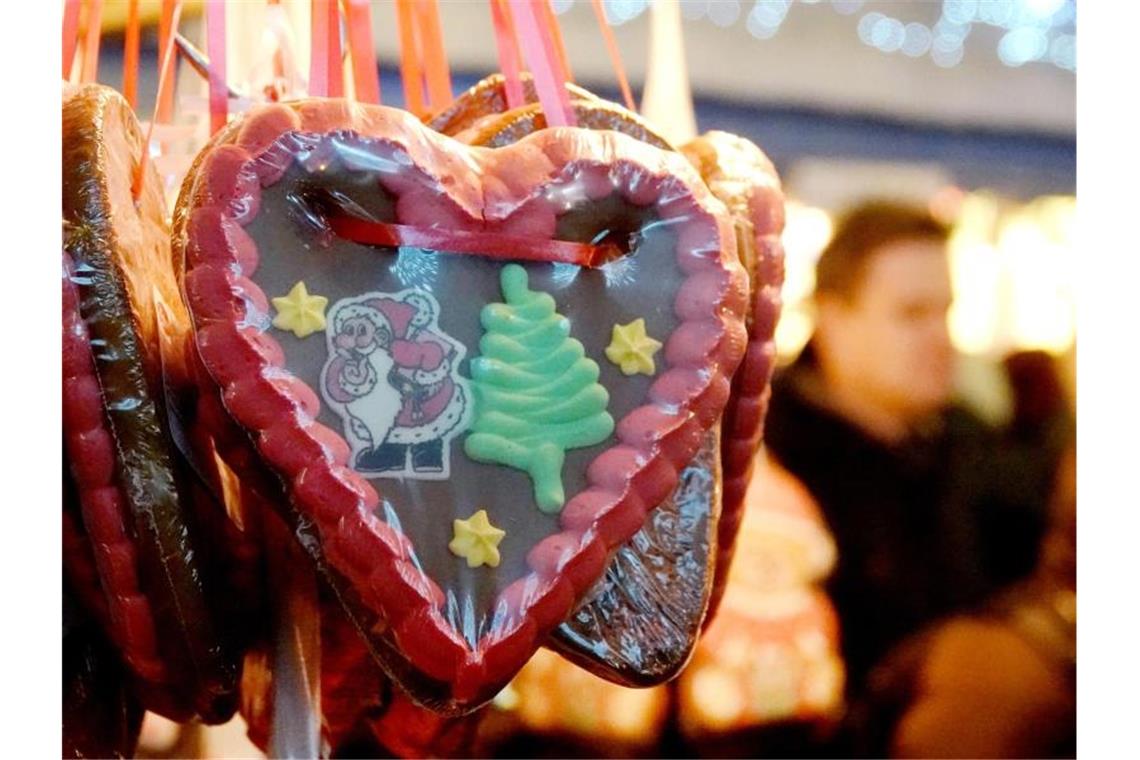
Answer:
[334,297,416,338]
[367,298,416,338]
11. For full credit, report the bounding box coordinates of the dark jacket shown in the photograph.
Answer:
[764,356,1014,696]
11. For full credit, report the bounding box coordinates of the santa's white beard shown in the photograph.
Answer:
[345,350,401,450]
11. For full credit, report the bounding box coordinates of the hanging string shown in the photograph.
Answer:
[80,0,105,84]
[414,0,452,111]
[123,0,140,108]
[394,0,425,115]
[205,0,227,134]
[538,0,573,84]
[63,0,82,81]
[134,0,183,201]
[268,0,285,82]
[310,0,344,98]
[508,0,575,127]
[590,0,636,112]
[343,0,381,104]
[489,0,525,109]
[156,0,178,123]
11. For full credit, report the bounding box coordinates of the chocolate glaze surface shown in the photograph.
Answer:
[552,430,720,685]
[62,83,238,722]
[457,87,720,684]
[245,152,686,633]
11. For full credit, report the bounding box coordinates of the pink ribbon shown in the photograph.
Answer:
[310,0,343,98]
[134,0,183,200]
[63,0,82,80]
[489,0,525,110]
[508,0,576,127]
[205,0,227,134]
[344,0,381,104]
[80,0,105,84]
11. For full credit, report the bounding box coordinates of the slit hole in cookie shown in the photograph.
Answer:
[286,182,398,246]
[554,195,661,267]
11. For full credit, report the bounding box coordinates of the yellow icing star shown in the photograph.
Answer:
[605,318,663,376]
[271,281,328,338]
[449,509,506,569]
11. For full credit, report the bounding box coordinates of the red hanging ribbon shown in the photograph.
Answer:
[134,0,183,200]
[123,0,140,108]
[590,0,636,112]
[310,0,343,98]
[205,0,227,134]
[489,0,525,110]
[394,0,425,115]
[343,0,381,104]
[63,0,82,80]
[80,0,105,84]
[329,215,611,268]
[539,0,573,84]
[414,0,452,111]
[508,0,575,127]
[156,0,178,123]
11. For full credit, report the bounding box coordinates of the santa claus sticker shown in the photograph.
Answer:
[321,289,471,480]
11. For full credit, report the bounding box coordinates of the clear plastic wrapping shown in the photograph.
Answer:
[63,581,144,759]
[62,83,242,723]
[679,131,787,621]
[445,85,724,686]
[173,96,749,713]
[439,78,789,685]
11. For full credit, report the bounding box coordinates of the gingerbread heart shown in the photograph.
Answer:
[680,131,786,621]
[176,99,748,711]
[446,89,726,686]
[62,83,242,723]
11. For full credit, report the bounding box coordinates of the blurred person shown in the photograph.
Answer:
[978,350,1077,585]
[764,201,1022,704]
[851,443,1076,758]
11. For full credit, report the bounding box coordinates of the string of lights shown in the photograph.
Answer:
[553,0,1077,72]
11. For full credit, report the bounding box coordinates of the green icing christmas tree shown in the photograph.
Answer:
[465,264,614,513]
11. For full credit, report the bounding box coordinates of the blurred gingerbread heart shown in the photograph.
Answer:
[62,83,244,724]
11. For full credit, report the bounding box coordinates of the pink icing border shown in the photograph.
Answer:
[61,252,169,688]
[177,100,748,709]
[711,152,787,621]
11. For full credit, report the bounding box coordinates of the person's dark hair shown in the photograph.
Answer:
[816,200,950,300]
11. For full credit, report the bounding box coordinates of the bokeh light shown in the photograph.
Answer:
[577,0,1075,72]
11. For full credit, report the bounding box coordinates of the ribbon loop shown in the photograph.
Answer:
[329,214,613,269]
